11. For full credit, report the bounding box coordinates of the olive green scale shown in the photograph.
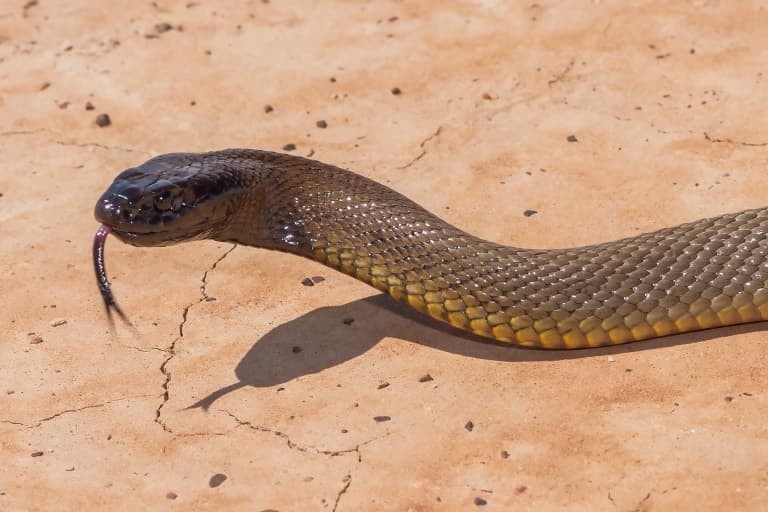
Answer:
[238,151,768,349]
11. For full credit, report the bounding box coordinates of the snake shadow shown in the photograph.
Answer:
[191,294,767,409]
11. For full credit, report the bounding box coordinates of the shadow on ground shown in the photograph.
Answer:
[191,294,766,409]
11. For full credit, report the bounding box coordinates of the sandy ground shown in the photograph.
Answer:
[1,1,768,510]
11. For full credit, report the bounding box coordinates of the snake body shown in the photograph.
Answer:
[94,149,768,348]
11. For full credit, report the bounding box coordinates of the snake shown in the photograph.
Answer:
[93,149,768,349]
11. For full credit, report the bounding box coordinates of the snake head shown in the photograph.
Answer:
[94,152,244,246]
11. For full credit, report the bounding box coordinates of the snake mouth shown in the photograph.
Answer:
[103,216,219,247]
[95,197,212,247]
[107,225,205,247]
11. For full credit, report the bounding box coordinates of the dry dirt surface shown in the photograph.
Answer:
[2,1,768,510]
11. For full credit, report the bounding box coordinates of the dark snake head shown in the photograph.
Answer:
[93,150,272,324]
[94,152,247,246]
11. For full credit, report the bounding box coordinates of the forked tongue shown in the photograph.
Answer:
[93,224,132,326]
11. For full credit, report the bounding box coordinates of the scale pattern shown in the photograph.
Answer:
[246,151,768,348]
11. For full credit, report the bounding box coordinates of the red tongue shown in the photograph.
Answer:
[93,223,131,326]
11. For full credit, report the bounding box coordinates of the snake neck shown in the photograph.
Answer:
[216,151,481,256]
[213,151,515,294]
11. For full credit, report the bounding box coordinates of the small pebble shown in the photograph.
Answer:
[418,374,433,383]
[474,497,487,506]
[390,87,402,95]
[209,473,227,488]
[300,277,314,286]
[523,210,538,217]
[50,318,67,327]
[85,101,95,110]
[291,346,302,353]
[566,134,578,142]
[342,317,355,325]
[373,415,391,422]
[465,421,474,432]
[30,451,44,457]
[283,143,296,151]
[29,336,44,344]
[377,382,390,389]
[95,113,111,127]
[39,81,51,91]
[65,466,75,471]
[724,396,734,403]
[500,450,510,459]
[155,22,173,33]
[166,491,178,500]
[310,275,325,284]
[316,120,328,129]
[515,485,527,495]
[607,356,616,362]
[264,104,274,113]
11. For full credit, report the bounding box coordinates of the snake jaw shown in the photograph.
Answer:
[93,155,240,247]
[93,223,132,327]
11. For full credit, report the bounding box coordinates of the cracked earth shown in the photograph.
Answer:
[2,1,768,511]
[155,244,236,433]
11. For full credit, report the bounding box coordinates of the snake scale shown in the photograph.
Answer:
[93,149,768,349]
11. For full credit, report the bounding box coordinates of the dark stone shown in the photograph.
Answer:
[209,473,227,488]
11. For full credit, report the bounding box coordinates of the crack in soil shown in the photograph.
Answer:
[220,409,380,463]
[154,244,237,433]
[548,57,575,87]
[704,132,768,147]
[397,125,443,169]
[1,395,151,429]
[0,419,27,427]
[53,139,149,154]
[0,129,47,137]
[332,474,352,512]
[120,344,169,354]
[175,431,227,437]
[0,128,149,154]
[630,492,652,512]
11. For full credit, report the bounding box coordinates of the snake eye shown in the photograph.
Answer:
[153,191,173,211]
